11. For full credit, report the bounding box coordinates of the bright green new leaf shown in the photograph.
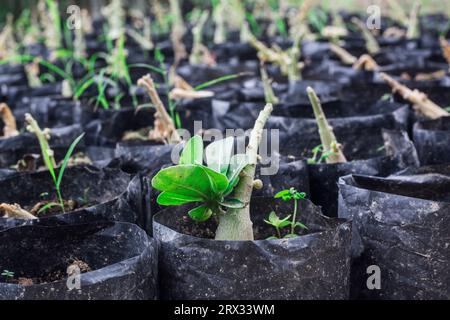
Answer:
[157,191,203,205]
[56,133,85,190]
[219,198,245,209]
[188,205,212,222]
[224,154,248,195]
[205,136,234,174]
[152,164,229,200]
[179,135,203,165]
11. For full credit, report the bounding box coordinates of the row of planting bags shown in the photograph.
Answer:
[1,22,450,301]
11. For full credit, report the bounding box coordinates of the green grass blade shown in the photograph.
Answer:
[129,63,165,75]
[194,72,252,91]
[56,133,85,190]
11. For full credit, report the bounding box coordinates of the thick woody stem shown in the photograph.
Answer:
[137,74,181,144]
[215,103,274,241]
[213,0,226,44]
[386,0,409,26]
[351,17,380,55]
[260,62,279,104]
[380,72,449,119]
[406,0,420,39]
[307,87,347,164]
[189,11,209,65]
[330,43,357,65]
[169,0,187,65]
[25,113,56,168]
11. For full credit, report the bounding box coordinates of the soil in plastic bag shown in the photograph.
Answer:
[153,197,351,300]
[308,130,419,217]
[413,116,450,165]
[0,165,152,232]
[338,164,450,299]
[0,124,84,168]
[0,222,158,300]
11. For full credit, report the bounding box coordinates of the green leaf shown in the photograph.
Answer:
[219,198,245,209]
[56,133,85,190]
[223,154,248,196]
[294,221,308,230]
[156,191,203,205]
[266,236,279,240]
[278,219,292,228]
[188,205,212,222]
[151,164,229,200]
[275,189,291,199]
[284,234,299,239]
[37,202,63,215]
[179,135,203,165]
[205,136,234,174]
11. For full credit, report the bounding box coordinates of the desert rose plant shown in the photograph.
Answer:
[152,103,274,240]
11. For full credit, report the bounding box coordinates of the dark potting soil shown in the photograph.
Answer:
[3,258,91,286]
[0,222,158,300]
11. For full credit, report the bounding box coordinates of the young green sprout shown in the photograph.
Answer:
[265,187,307,239]
[1,270,14,279]
[25,114,85,213]
[306,87,347,164]
[152,103,274,241]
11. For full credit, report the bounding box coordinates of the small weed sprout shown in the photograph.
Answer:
[25,114,85,213]
[1,270,14,279]
[265,188,308,239]
[307,144,337,164]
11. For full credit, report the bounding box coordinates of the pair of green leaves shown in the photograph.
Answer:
[151,135,249,222]
[275,187,306,201]
[307,144,337,165]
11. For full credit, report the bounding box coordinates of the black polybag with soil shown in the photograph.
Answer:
[308,130,420,217]
[413,116,450,165]
[0,222,158,300]
[0,124,84,168]
[153,197,351,300]
[338,164,450,299]
[0,165,152,232]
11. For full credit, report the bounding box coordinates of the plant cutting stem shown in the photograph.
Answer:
[215,103,274,241]
[406,0,420,39]
[25,114,65,212]
[137,74,181,144]
[329,43,357,65]
[351,17,380,55]
[307,87,347,164]
[380,72,449,119]
[260,62,279,104]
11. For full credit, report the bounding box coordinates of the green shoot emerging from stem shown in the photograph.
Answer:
[25,114,85,213]
[265,188,307,240]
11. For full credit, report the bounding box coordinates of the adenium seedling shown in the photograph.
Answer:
[153,103,274,241]
[265,187,307,239]
[152,135,249,222]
